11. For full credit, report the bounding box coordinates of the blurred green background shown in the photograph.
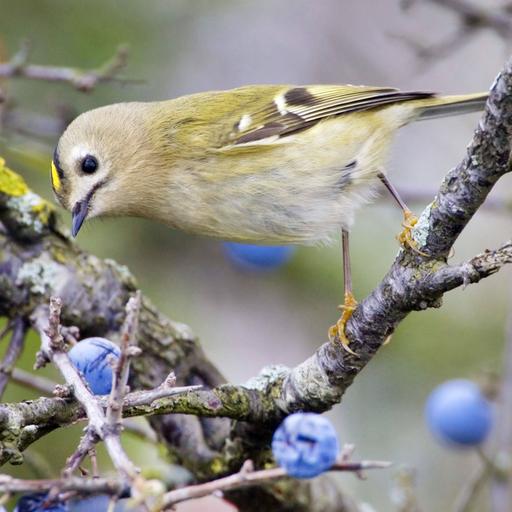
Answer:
[0,1,511,510]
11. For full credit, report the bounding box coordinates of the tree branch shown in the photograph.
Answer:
[162,458,391,509]
[0,317,27,398]
[1,54,512,512]
[0,41,132,92]
[32,297,140,482]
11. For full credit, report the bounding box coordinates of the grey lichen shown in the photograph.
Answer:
[280,353,344,411]
[245,364,290,391]
[104,258,138,289]
[16,254,65,295]
[6,192,49,235]
[413,201,434,248]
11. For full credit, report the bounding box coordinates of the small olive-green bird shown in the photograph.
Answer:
[51,84,487,352]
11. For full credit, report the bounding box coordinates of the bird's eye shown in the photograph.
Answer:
[81,155,98,174]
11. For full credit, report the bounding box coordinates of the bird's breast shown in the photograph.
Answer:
[152,114,394,244]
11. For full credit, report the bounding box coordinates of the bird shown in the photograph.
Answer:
[51,84,488,354]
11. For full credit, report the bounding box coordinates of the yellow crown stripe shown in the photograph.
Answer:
[51,161,61,192]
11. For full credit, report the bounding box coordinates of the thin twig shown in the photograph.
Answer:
[392,467,421,512]
[453,458,492,512]
[63,430,98,478]
[490,292,512,511]
[0,317,27,398]
[11,367,198,411]
[121,419,158,444]
[0,321,12,343]
[103,292,142,481]
[31,297,139,483]
[107,291,141,433]
[11,367,58,396]
[162,458,391,508]
[398,0,512,65]
[0,42,134,92]
[0,474,127,496]
[14,365,159,444]
[389,24,474,63]
[427,0,512,38]
[32,299,105,436]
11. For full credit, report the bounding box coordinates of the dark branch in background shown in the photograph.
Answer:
[1,105,78,142]
[426,0,512,38]
[397,0,512,62]
[0,318,27,398]
[0,51,512,512]
[0,40,136,142]
[453,457,493,512]
[491,300,512,511]
[11,368,56,396]
[0,40,132,92]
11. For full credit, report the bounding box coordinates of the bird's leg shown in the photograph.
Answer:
[378,172,426,255]
[329,228,358,355]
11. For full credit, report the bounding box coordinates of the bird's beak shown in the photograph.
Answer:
[71,199,89,237]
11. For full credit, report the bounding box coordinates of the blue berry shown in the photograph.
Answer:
[69,495,126,511]
[68,337,120,395]
[272,412,339,478]
[425,379,493,447]
[14,493,68,512]
[223,242,295,271]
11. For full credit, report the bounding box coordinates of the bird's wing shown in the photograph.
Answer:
[221,85,433,148]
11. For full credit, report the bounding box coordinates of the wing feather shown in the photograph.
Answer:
[225,85,433,147]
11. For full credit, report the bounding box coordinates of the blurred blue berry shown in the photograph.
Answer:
[425,379,493,447]
[223,242,295,271]
[14,493,68,512]
[272,412,339,478]
[68,337,120,395]
[69,495,126,512]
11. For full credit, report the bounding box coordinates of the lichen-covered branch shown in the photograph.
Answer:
[1,54,512,511]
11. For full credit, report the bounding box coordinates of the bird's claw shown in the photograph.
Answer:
[329,292,358,356]
[397,210,427,256]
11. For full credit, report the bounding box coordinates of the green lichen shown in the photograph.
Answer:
[50,246,69,264]
[209,457,226,476]
[0,158,29,197]
[30,199,52,226]
[0,160,55,238]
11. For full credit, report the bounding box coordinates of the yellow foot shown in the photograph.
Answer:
[329,291,358,356]
[397,210,427,256]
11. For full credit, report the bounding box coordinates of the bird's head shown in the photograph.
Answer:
[51,102,159,237]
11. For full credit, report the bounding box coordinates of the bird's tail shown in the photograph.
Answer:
[413,92,488,121]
